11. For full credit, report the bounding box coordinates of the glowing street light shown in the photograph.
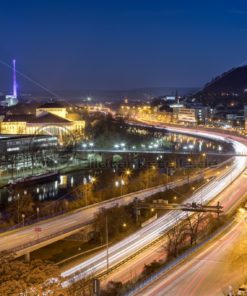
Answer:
[125,169,131,176]
[22,213,25,227]
[90,177,96,184]
[36,207,40,222]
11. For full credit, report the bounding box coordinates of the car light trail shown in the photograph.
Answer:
[61,125,247,287]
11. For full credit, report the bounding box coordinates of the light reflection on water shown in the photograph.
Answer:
[0,133,233,207]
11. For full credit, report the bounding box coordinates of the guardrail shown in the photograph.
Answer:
[6,174,204,256]
[125,220,235,296]
[10,219,94,255]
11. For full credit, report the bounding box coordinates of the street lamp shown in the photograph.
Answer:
[90,176,96,184]
[36,207,40,222]
[22,213,25,227]
[125,169,131,176]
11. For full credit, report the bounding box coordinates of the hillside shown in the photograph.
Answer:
[199,66,247,94]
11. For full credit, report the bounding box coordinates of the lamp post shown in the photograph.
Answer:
[106,215,109,273]
[22,213,25,227]
[36,207,40,222]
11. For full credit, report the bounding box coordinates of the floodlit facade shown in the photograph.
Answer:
[0,102,85,137]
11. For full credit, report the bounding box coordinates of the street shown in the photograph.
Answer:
[137,217,247,296]
[61,136,247,285]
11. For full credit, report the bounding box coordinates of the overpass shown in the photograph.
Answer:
[60,125,247,286]
[0,174,204,260]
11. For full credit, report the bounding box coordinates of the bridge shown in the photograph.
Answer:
[77,147,247,157]
[0,174,204,261]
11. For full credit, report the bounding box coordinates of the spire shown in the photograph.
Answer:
[13,59,17,98]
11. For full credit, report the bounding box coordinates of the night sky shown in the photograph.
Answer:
[1,0,247,92]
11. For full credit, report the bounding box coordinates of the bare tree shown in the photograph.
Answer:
[0,252,63,295]
[165,220,187,258]
[185,212,207,247]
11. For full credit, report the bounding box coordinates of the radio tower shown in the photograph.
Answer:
[13,59,17,98]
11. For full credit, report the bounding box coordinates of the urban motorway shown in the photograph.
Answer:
[61,124,247,286]
[101,158,247,288]
[135,216,247,296]
[0,175,201,255]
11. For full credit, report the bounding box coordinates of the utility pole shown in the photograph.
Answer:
[106,215,109,273]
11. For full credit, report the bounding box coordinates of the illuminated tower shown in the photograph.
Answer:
[13,59,17,98]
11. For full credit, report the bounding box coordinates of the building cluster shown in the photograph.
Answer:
[119,94,247,131]
[119,101,211,126]
[0,102,85,174]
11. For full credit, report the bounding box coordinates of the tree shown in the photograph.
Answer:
[142,260,163,277]
[94,206,132,243]
[66,270,94,296]
[0,252,64,295]
[6,188,34,224]
[165,220,187,258]
[185,212,207,246]
[101,281,125,296]
[74,182,94,206]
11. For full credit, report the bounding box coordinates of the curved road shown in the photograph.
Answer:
[61,126,247,285]
[101,164,247,287]
[137,218,247,296]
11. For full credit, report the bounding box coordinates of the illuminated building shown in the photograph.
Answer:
[0,134,57,172]
[0,102,85,137]
[36,102,68,118]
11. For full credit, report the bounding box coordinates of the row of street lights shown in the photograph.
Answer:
[21,207,40,227]
[114,169,131,195]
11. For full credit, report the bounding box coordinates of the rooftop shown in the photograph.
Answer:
[3,113,72,123]
[37,101,67,109]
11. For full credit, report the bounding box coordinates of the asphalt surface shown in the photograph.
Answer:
[137,218,247,296]
[61,127,247,286]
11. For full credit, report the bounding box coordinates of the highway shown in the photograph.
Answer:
[61,126,247,286]
[0,173,201,256]
[102,165,247,288]
[136,217,247,296]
